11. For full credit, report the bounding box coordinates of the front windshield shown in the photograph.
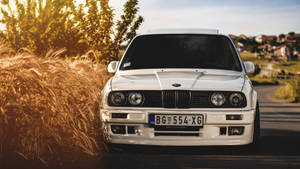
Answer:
[120,34,242,71]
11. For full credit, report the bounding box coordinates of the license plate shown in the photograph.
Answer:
[149,114,203,126]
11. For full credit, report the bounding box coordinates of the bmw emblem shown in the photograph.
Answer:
[172,83,181,87]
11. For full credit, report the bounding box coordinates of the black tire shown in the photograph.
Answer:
[252,102,261,145]
[243,102,261,151]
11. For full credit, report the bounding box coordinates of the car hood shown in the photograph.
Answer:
[111,69,245,91]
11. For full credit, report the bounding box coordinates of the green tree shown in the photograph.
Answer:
[288,32,295,36]
[111,0,144,61]
[279,33,285,40]
[0,0,144,63]
[0,0,85,56]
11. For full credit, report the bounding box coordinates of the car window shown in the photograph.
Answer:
[120,34,242,71]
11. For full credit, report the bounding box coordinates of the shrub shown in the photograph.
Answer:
[274,77,300,102]
[0,0,144,63]
[0,52,109,167]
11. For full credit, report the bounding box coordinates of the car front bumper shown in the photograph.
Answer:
[101,108,255,146]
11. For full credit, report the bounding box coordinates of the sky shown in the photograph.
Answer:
[110,0,300,36]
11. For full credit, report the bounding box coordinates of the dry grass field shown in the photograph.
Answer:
[0,50,110,168]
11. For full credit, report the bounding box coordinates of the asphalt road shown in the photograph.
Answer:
[102,85,300,169]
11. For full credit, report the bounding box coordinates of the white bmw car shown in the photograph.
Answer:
[100,29,260,146]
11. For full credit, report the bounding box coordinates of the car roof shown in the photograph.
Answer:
[142,28,220,35]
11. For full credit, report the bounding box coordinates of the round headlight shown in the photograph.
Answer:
[110,92,126,106]
[211,93,226,106]
[128,92,144,106]
[229,93,244,106]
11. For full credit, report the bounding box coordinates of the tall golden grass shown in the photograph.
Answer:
[0,49,109,167]
[274,77,300,103]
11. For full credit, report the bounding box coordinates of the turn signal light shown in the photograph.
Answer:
[226,115,242,120]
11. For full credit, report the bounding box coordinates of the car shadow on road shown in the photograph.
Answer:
[101,128,300,169]
[105,129,300,156]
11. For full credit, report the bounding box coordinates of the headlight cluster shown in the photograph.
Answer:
[109,91,144,106]
[229,93,244,106]
[210,92,245,107]
[110,92,126,106]
[210,93,226,106]
[128,92,143,105]
[108,91,246,108]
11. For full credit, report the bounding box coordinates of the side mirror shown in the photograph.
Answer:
[107,61,119,73]
[244,61,255,73]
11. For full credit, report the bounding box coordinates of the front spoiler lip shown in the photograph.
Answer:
[108,139,252,146]
[107,134,253,146]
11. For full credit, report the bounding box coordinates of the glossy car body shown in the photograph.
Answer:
[100,29,258,146]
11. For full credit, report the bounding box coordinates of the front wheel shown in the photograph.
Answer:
[252,102,261,145]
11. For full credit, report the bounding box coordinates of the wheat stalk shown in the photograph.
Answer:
[0,50,109,164]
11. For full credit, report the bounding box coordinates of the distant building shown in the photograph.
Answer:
[255,35,276,43]
[255,35,263,43]
[239,34,248,40]
[231,32,299,62]
[229,34,237,41]
[264,35,277,42]
[236,42,245,52]
[274,45,292,61]
[286,33,300,40]
[292,50,300,59]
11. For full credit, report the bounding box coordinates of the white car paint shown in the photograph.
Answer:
[111,69,245,91]
[100,29,258,146]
